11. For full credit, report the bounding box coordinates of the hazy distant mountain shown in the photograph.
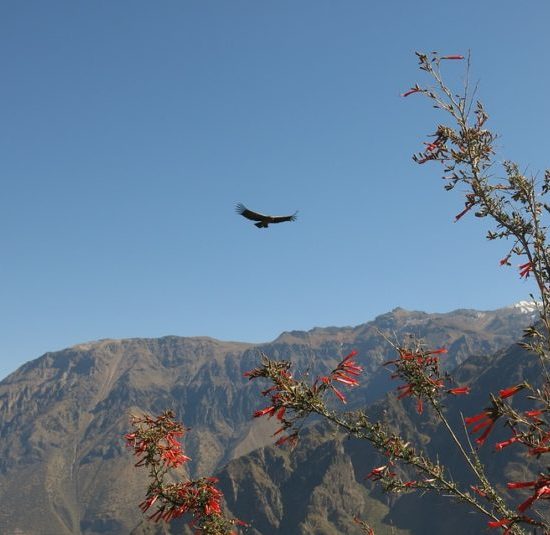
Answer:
[0,305,537,534]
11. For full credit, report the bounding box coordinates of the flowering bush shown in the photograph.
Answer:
[125,411,245,534]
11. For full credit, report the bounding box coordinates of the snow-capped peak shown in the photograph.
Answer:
[510,300,540,314]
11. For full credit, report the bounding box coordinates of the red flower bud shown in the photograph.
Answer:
[447,386,471,395]
[499,384,526,399]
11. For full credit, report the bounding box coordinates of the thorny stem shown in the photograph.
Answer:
[432,403,515,519]
[408,52,550,531]
[298,397,526,534]
[428,57,550,379]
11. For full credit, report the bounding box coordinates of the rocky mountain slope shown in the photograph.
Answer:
[0,305,536,534]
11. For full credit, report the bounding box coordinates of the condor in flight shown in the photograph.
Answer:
[236,203,298,228]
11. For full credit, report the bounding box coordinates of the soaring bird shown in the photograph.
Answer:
[235,203,298,228]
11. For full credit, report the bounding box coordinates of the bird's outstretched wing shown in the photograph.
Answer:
[270,212,298,224]
[235,203,298,227]
[235,203,268,222]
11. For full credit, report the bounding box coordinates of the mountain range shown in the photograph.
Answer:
[0,304,540,534]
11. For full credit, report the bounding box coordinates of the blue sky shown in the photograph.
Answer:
[1,1,549,379]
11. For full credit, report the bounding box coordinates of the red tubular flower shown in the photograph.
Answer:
[139,494,159,512]
[342,349,358,360]
[507,475,550,513]
[163,431,188,466]
[423,138,445,153]
[465,410,498,446]
[315,375,330,387]
[253,406,277,418]
[471,418,494,433]
[204,497,222,516]
[495,436,519,451]
[275,432,298,447]
[440,55,464,60]
[401,86,421,97]
[161,447,191,468]
[519,262,533,278]
[507,481,536,489]
[397,384,412,399]
[518,486,550,512]
[399,350,414,360]
[333,373,359,386]
[529,432,550,455]
[365,464,395,481]
[464,412,488,425]
[427,348,447,355]
[428,378,444,389]
[447,386,471,395]
[488,518,511,528]
[470,485,487,497]
[499,384,526,399]
[319,350,363,402]
[243,367,263,379]
[331,384,347,403]
[524,409,544,420]
[366,465,385,480]
[338,350,362,374]
[414,133,447,165]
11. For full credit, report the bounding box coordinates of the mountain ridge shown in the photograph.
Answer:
[5,302,534,383]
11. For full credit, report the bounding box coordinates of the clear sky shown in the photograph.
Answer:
[1,1,548,380]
